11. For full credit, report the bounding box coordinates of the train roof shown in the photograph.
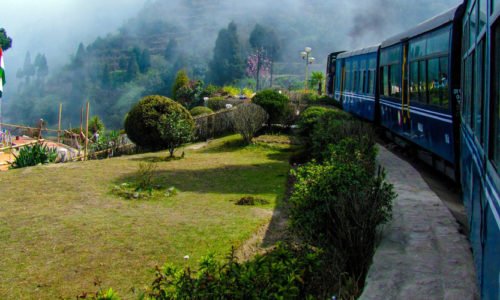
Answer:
[337,45,380,59]
[381,4,463,48]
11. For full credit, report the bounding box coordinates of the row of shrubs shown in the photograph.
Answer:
[291,106,396,287]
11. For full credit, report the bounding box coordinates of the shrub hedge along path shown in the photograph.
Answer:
[0,135,292,299]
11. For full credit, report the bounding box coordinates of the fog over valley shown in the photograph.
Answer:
[0,0,460,129]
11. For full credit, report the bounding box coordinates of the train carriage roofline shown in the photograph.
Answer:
[381,4,464,48]
[337,45,380,59]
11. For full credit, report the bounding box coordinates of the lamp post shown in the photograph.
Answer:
[301,47,315,91]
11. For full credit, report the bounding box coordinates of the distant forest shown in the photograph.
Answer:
[4,0,455,129]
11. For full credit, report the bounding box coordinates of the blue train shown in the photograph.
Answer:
[326,2,499,299]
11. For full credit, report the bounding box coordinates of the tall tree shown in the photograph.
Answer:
[0,28,12,51]
[172,69,189,101]
[208,21,243,86]
[22,52,35,83]
[249,24,281,88]
[164,38,179,61]
[34,54,49,79]
[73,43,86,68]
[126,53,139,81]
[139,49,151,73]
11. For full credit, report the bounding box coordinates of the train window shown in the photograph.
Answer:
[463,55,474,128]
[464,18,470,53]
[494,0,500,15]
[390,64,402,98]
[410,38,426,60]
[470,2,477,46]
[410,62,419,102]
[428,58,441,106]
[419,60,428,104]
[370,70,376,95]
[491,22,500,170]
[427,28,450,56]
[479,0,486,33]
[381,66,389,96]
[440,57,449,109]
[474,39,486,144]
[362,70,367,94]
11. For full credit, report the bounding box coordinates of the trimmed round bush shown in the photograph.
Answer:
[125,95,194,155]
[190,106,214,117]
[252,89,289,126]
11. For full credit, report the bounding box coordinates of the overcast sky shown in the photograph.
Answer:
[0,0,461,95]
[1,0,146,82]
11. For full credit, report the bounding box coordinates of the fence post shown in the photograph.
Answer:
[84,102,89,161]
[58,103,62,143]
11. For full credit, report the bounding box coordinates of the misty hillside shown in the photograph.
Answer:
[3,0,460,129]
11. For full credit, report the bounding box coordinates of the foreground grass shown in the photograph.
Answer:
[0,135,292,299]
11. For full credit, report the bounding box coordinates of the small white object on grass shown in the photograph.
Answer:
[225,104,233,109]
[184,255,189,260]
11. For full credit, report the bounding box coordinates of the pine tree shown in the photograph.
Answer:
[172,69,189,101]
[0,28,12,51]
[208,21,243,86]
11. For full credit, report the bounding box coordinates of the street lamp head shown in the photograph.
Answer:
[309,57,315,64]
[300,51,307,58]
[305,47,312,53]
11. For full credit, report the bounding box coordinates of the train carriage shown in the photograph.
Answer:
[333,46,380,121]
[461,0,500,298]
[378,5,464,171]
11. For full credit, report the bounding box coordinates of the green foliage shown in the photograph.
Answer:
[144,243,328,299]
[310,111,373,161]
[200,84,219,98]
[249,24,281,60]
[78,287,121,300]
[0,28,12,51]
[208,22,244,85]
[242,87,254,99]
[139,49,151,73]
[252,89,289,126]
[310,71,324,94]
[172,70,189,101]
[189,106,213,117]
[231,103,268,144]
[297,106,330,137]
[221,85,239,97]
[124,95,195,156]
[89,115,105,134]
[136,162,158,193]
[11,143,58,169]
[290,138,394,279]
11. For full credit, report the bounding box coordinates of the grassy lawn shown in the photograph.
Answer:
[0,135,293,299]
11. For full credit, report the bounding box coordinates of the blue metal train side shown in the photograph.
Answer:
[378,6,463,166]
[461,1,500,298]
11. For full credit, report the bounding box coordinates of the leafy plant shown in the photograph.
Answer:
[222,85,239,97]
[136,162,158,193]
[190,106,213,117]
[290,139,395,280]
[89,115,105,134]
[11,143,58,169]
[144,243,329,299]
[252,89,289,127]
[297,106,330,137]
[124,95,195,157]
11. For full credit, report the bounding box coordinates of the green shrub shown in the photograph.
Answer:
[309,111,373,161]
[88,115,105,134]
[201,84,219,98]
[290,145,395,279]
[297,106,330,137]
[11,143,58,169]
[252,89,289,127]
[222,85,239,97]
[190,106,214,117]
[172,69,189,101]
[207,97,241,111]
[144,243,329,299]
[124,95,194,156]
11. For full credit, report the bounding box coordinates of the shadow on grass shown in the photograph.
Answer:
[114,162,290,196]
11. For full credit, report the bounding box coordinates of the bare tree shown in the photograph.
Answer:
[231,103,268,144]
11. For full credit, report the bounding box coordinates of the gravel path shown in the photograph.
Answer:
[360,145,478,300]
